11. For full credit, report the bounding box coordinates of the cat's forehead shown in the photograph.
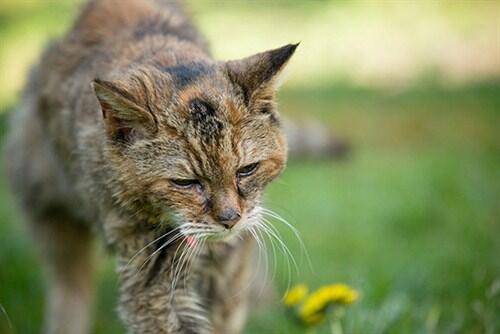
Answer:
[152,63,280,174]
[161,96,270,175]
[178,95,245,163]
[162,62,216,89]
[164,66,244,136]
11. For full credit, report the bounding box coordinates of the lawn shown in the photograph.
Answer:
[1,82,499,333]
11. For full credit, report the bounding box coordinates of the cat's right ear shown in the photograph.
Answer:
[91,79,157,143]
[224,43,298,104]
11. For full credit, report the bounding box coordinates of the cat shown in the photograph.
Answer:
[5,0,334,333]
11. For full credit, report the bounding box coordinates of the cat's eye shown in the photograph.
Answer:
[237,162,259,177]
[171,179,201,189]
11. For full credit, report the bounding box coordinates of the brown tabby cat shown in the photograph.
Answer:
[4,0,332,333]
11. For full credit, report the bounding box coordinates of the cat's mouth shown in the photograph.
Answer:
[185,235,198,248]
[206,229,236,241]
[182,231,236,250]
[181,221,245,246]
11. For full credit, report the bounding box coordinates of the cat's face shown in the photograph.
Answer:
[93,44,296,240]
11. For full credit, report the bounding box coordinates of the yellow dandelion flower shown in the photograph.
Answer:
[299,284,358,324]
[302,312,326,326]
[283,284,309,306]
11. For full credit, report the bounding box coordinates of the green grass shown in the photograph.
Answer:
[1,82,499,333]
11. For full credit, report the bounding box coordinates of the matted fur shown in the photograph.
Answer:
[5,0,299,333]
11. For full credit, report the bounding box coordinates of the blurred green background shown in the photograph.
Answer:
[0,1,499,333]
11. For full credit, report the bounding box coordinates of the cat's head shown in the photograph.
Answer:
[92,44,297,240]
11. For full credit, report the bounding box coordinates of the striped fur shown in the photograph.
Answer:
[5,1,297,333]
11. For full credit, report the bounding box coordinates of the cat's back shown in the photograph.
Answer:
[31,0,207,99]
[72,0,207,48]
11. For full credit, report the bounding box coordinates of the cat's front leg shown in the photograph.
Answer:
[104,214,211,334]
[117,261,210,334]
[205,236,257,334]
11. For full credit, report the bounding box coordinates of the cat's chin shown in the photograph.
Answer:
[205,229,243,244]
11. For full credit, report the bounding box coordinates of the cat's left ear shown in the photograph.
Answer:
[224,43,298,104]
[91,78,157,143]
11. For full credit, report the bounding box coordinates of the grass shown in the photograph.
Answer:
[1,82,499,333]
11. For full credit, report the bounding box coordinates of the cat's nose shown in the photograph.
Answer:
[217,208,241,229]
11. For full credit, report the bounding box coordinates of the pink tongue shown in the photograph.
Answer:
[186,236,197,248]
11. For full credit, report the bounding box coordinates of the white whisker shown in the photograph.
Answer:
[135,232,184,275]
[260,217,299,274]
[255,218,294,293]
[125,225,184,270]
[260,208,314,274]
[170,238,189,297]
